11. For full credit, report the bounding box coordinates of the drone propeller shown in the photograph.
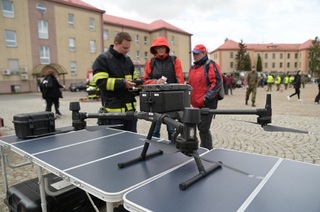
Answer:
[262,125,315,134]
[233,119,315,135]
[140,138,180,154]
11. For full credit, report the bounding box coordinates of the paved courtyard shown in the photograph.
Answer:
[0,83,319,211]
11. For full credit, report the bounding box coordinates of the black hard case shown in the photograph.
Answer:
[4,173,104,212]
[13,112,55,139]
[139,84,191,113]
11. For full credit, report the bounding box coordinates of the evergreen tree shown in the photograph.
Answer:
[308,36,320,76]
[235,39,247,71]
[257,54,263,72]
[243,53,252,71]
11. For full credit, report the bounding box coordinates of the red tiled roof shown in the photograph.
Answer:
[103,14,150,31]
[149,19,190,35]
[103,14,191,35]
[214,39,313,52]
[57,0,105,12]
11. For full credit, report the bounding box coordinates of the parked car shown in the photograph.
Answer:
[69,82,87,92]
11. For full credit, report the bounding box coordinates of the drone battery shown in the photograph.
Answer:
[140,84,191,113]
[13,112,55,139]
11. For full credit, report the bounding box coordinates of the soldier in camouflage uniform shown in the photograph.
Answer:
[245,66,258,107]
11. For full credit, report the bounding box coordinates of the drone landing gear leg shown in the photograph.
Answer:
[179,150,222,190]
[118,122,163,168]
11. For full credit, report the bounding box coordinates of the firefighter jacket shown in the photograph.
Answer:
[92,45,138,112]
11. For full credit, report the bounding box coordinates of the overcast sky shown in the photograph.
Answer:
[81,0,319,52]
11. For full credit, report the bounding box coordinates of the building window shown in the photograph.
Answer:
[5,30,17,47]
[230,62,234,69]
[144,51,148,60]
[70,61,77,75]
[264,62,268,69]
[2,0,14,18]
[135,35,139,43]
[135,50,140,59]
[287,62,290,68]
[264,53,268,59]
[89,18,95,31]
[68,13,74,28]
[69,38,75,51]
[40,46,50,64]
[144,36,148,45]
[280,53,283,59]
[170,36,175,45]
[272,62,275,68]
[38,20,48,39]
[294,62,297,68]
[287,53,290,59]
[8,59,19,73]
[36,3,46,14]
[90,40,96,53]
[230,52,233,59]
[279,62,283,68]
[103,29,109,40]
[295,53,298,59]
[272,53,276,59]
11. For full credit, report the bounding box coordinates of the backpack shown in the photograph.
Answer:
[203,59,225,100]
[149,55,176,79]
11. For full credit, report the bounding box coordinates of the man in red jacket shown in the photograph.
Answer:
[188,44,223,149]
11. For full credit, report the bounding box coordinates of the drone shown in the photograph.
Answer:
[69,84,313,190]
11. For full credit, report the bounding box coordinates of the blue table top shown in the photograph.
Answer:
[124,149,320,212]
[0,127,208,202]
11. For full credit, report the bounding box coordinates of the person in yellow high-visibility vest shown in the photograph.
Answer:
[283,75,289,90]
[275,75,281,91]
[266,74,274,92]
[289,75,295,88]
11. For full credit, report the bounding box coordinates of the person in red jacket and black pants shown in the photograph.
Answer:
[188,44,223,150]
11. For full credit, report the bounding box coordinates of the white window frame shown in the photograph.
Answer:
[90,40,96,53]
[68,13,74,28]
[103,29,109,40]
[144,36,148,45]
[40,46,50,64]
[70,61,77,75]
[2,0,14,18]
[8,59,19,72]
[135,35,139,43]
[5,30,17,47]
[170,35,175,45]
[69,38,75,51]
[38,19,48,39]
[89,18,95,31]
[144,51,148,61]
[135,50,140,59]
[36,3,46,14]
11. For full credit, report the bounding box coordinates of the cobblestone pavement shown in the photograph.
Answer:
[0,84,319,211]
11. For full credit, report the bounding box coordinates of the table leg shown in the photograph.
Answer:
[0,146,8,193]
[37,167,48,212]
[107,201,114,212]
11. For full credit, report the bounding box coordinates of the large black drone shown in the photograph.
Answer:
[69,84,311,190]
